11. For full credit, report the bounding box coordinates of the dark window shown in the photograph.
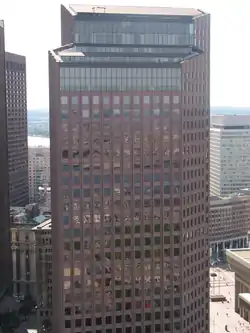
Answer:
[103,174,111,184]
[96,318,102,325]
[84,189,90,197]
[94,175,100,184]
[155,324,161,332]
[174,248,180,256]
[74,176,79,184]
[75,319,81,327]
[114,174,120,183]
[65,307,71,315]
[104,188,111,196]
[62,150,68,158]
[74,241,80,250]
[116,315,122,323]
[73,189,81,198]
[63,216,69,225]
[84,175,90,184]
[85,319,92,326]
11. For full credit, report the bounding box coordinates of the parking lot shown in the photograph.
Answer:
[210,266,250,332]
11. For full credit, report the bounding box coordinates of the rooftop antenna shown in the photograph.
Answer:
[97,6,106,12]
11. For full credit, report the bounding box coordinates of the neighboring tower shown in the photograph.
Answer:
[28,136,50,203]
[0,20,12,293]
[210,115,250,196]
[210,192,250,261]
[49,5,210,333]
[5,52,29,206]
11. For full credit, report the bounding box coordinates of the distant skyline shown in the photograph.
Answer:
[1,0,250,109]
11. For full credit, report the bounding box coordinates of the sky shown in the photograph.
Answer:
[1,0,250,110]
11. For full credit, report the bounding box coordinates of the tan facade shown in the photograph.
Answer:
[11,225,37,299]
[28,144,50,204]
[226,249,250,322]
[210,194,250,260]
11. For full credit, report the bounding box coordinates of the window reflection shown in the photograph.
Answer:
[75,20,194,46]
[60,67,181,92]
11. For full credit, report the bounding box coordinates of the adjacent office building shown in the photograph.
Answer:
[28,136,50,204]
[10,203,50,300]
[210,192,250,260]
[34,219,52,330]
[11,221,37,299]
[210,115,250,197]
[0,19,12,294]
[226,249,250,323]
[49,5,210,333]
[5,51,29,206]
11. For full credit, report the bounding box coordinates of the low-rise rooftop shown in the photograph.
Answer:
[68,4,203,17]
[32,219,51,231]
[226,249,250,270]
[239,293,250,306]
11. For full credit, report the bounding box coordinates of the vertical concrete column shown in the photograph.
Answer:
[215,243,219,260]
[235,278,240,313]
[244,238,248,248]
[12,250,17,295]
[20,249,26,295]
[30,244,37,299]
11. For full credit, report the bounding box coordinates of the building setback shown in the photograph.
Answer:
[5,51,29,206]
[0,19,12,294]
[210,115,250,197]
[49,5,210,333]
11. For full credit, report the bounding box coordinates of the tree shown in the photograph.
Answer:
[18,295,35,321]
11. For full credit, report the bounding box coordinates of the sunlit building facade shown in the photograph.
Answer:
[49,5,210,333]
[28,136,50,203]
[210,115,250,196]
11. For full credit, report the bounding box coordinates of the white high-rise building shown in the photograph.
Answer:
[210,115,250,196]
[28,136,50,203]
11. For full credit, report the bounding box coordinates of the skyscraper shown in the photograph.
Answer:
[5,52,29,206]
[49,5,210,333]
[210,115,250,196]
[0,20,12,293]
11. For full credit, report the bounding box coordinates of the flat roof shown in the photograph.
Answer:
[59,50,85,57]
[5,51,25,64]
[32,219,51,231]
[226,249,250,270]
[68,4,203,17]
[212,114,250,127]
[239,293,250,306]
